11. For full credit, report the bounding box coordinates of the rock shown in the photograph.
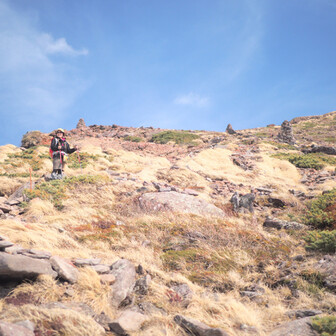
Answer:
[95,312,113,331]
[137,302,167,316]
[183,189,199,196]
[21,131,44,148]
[139,192,224,218]
[303,145,336,155]
[91,264,110,274]
[4,245,25,255]
[316,255,336,292]
[41,302,96,317]
[109,310,147,335]
[15,321,35,332]
[50,256,79,284]
[277,120,296,145]
[0,252,57,280]
[76,118,86,129]
[0,241,14,250]
[174,315,228,336]
[73,258,101,267]
[263,217,306,230]
[230,191,256,213]
[287,310,322,318]
[226,124,236,135]
[18,249,52,260]
[267,197,286,208]
[0,204,12,213]
[100,274,116,285]
[170,284,193,307]
[109,259,136,308]
[6,198,22,206]
[134,275,151,295]
[269,317,318,336]
[0,321,34,336]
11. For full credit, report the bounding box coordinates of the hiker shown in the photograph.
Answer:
[50,128,78,179]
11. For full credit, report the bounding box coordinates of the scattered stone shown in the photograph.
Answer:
[109,259,136,308]
[15,321,35,332]
[263,217,307,230]
[170,283,193,307]
[239,324,258,333]
[269,317,318,336]
[174,315,228,336]
[134,274,151,295]
[303,144,336,155]
[0,241,14,250]
[183,188,199,196]
[73,258,101,267]
[0,252,57,280]
[139,192,225,218]
[0,204,12,213]
[19,249,52,260]
[91,264,110,274]
[316,255,336,292]
[226,124,236,135]
[6,198,22,206]
[50,256,79,284]
[95,312,113,331]
[109,310,147,335]
[137,302,167,316]
[293,255,305,261]
[230,191,255,213]
[0,320,34,336]
[277,120,296,145]
[240,284,265,299]
[4,245,25,255]
[287,310,322,319]
[100,274,116,285]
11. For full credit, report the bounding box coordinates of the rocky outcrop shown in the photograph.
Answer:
[269,317,318,336]
[0,252,57,280]
[139,192,225,217]
[174,315,228,336]
[303,144,336,155]
[277,120,296,145]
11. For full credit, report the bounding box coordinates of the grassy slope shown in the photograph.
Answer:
[1,112,336,335]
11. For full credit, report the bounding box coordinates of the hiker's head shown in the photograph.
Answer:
[56,128,65,137]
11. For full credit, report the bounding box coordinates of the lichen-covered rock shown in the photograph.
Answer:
[139,192,224,218]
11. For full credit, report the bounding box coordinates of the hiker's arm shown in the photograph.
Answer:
[66,143,77,154]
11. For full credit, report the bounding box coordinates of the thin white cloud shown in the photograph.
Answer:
[38,33,88,56]
[173,92,209,108]
[0,0,88,128]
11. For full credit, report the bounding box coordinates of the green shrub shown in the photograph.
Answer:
[304,189,336,229]
[151,131,199,145]
[304,231,336,253]
[67,152,101,169]
[5,147,44,171]
[272,153,324,170]
[123,136,143,143]
[312,316,336,336]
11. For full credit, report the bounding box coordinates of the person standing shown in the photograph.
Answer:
[50,128,77,179]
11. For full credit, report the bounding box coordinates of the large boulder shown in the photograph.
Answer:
[174,315,228,336]
[139,192,225,218]
[109,259,136,308]
[269,317,318,336]
[0,252,57,280]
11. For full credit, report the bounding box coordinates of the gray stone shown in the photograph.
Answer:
[4,245,25,255]
[0,241,14,250]
[269,317,318,336]
[316,255,336,292]
[0,321,34,336]
[73,258,101,267]
[277,120,296,145]
[263,217,306,230]
[183,189,199,196]
[0,204,12,213]
[171,283,193,307]
[134,275,151,295]
[15,321,35,332]
[41,302,96,317]
[91,264,110,274]
[174,315,228,336]
[50,256,79,284]
[19,249,51,260]
[109,259,136,308]
[95,312,113,331]
[109,310,147,335]
[139,192,224,218]
[287,310,322,319]
[0,252,56,280]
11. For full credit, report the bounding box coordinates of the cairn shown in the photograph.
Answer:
[277,120,296,145]
[226,124,236,134]
[76,118,86,129]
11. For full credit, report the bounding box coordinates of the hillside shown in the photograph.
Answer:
[0,112,336,336]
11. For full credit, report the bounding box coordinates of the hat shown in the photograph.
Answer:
[56,128,65,134]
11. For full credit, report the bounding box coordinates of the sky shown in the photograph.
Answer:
[1,0,336,146]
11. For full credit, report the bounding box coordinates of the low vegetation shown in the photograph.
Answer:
[272,152,325,170]
[312,316,336,336]
[123,135,143,142]
[304,231,336,253]
[150,130,200,144]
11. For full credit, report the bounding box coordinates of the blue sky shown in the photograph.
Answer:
[1,0,336,146]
